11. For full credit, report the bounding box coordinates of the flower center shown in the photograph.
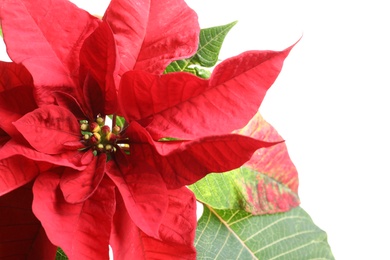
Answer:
[79,116,121,156]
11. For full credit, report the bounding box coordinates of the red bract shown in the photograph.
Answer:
[0,0,296,259]
[0,62,41,194]
[0,62,59,259]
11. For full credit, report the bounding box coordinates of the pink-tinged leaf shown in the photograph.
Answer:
[190,113,299,215]
[234,113,299,212]
[0,140,88,171]
[143,43,297,140]
[80,22,119,115]
[32,172,116,259]
[0,183,57,259]
[0,155,40,196]
[13,105,81,155]
[0,0,99,87]
[106,158,168,238]
[127,121,279,189]
[0,61,33,91]
[119,71,208,122]
[60,154,106,204]
[104,0,199,74]
[110,187,196,259]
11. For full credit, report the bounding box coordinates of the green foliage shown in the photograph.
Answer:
[158,137,182,141]
[55,248,68,260]
[195,205,334,260]
[165,21,237,78]
[114,115,126,129]
[191,21,237,67]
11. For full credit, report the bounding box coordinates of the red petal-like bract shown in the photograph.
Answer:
[80,21,119,115]
[127,122,279,189]
[60,154,106,204]
[33,172,116,260]
[106,158,168,238]
[0,62,37,138]
[0,61,33,92]
[13,105,81,155]
[110,187,196,260]
[0,140,88,170]
[0,155,40,196]
[0,0,99,88]
[124,45,297,140]
[119,71,208,122]
[104,0,199,74]
[0,183,57,259]
[0,86,37,141]
[0,62,42,195]
[52,91,89,120]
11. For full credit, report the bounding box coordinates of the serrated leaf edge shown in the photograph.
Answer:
[190,21,238,67]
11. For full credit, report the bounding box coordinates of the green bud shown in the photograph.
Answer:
[80,123,89,131]
[96,117,105,126]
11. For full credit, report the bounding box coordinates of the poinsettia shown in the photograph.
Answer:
[0,0,296,259]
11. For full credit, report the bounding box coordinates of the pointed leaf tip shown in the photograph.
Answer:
[191,20,238,67]
[146,41,299,140]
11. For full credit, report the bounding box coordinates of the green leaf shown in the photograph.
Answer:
[189,113,299,215]
[164,62,211,78]
[115,115,126,128]
[191,21,237,67]
[195,205,334,260]
[164,59,191,73]
[164,21,237,77]
[193,66,211,78]
[158,137,182,141]
[55,248,68,260]
[108,114,126,128]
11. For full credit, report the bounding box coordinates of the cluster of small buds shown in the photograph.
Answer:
[79,117,121,156]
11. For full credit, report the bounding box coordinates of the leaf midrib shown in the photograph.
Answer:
[191,21,237,62]
[207,205,257,260]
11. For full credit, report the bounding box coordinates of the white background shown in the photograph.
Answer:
[2,0,389,259]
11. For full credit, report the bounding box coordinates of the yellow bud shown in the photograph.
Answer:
[105,144,113,151]
[93,132,101,141]
[90,122,100,133]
